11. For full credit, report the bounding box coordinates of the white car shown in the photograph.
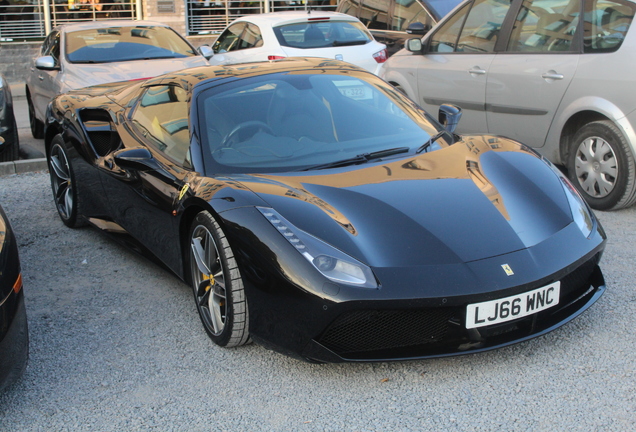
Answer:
[209,11,388,75]
[26,20,211,139]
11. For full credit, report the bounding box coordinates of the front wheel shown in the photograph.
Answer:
[188,211,250,347]
[48,135,87,227]
[567,120,636,210]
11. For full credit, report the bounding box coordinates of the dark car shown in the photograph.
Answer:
[0,204,28,391]
[337,0,462,55]
[0,73,19,162]
[44,58,605,363]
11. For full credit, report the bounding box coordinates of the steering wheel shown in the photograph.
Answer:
[220,121,274,148]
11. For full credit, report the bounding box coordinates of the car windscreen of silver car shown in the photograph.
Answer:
[66,26,196,63]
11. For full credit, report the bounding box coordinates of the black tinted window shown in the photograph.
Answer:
[199,72,443,173]
[273,21,372,49]
[239,23,263,49]
[213,23,245,53]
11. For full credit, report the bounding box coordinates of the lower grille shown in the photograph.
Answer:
[318,308,456,355]
[316,254,601,359]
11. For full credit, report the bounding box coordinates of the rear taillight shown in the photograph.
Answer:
[268,55,286,60]
[372,49,388,64]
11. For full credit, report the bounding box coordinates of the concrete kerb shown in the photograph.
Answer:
[0,158,48,176]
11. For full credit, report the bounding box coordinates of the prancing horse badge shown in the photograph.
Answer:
[501,264,514,276]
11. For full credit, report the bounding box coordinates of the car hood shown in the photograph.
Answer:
[61,56,208,90]
[232,136,575,267]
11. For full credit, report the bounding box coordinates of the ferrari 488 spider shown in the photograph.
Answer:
[43,58,606,362]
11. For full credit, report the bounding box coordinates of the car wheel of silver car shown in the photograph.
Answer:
[189,211,250,347]
[48,135,87,228]
[568,120,636,211]
[27,92,44,139]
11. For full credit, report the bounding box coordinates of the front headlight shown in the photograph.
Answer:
[546,160,594,237]
[258,207,378,288]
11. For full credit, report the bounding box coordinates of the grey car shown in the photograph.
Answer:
[382,0,636,210]
[26,20,211,140]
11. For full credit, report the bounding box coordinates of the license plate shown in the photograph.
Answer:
[466,282,560,329]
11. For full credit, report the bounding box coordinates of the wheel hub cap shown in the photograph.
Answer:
[574,136,618,199]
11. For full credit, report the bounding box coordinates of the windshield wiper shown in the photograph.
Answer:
[332,40,367,47]
[416,131,447,154]
[303,147,410,171]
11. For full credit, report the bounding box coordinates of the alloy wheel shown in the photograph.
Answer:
[190,224,227,336]
[49,143,74,221]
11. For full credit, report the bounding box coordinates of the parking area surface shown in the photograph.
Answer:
[0,172,635,431]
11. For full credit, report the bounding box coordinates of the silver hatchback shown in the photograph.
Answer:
[382,0,636,210]
[26,20,211,141]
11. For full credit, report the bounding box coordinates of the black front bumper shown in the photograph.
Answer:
[301,258,605,363]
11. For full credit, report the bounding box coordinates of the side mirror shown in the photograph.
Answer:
[438,104,462,134]
[114,148,158,171]
[198,45,214,60]
[406,22,431,35]
[35,56,60,71]
[406,38,423,53]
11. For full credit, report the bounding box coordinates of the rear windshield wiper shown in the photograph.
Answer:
[332,40,368,47]
[303,147,409,171]
[416,131,448,154]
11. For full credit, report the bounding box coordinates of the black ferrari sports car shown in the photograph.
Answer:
[0,203,29,390]
[43,58,606,362]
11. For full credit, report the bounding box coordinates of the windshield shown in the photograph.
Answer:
[273,20,372,49]
[65,26,196,63]
[198,71,448,173]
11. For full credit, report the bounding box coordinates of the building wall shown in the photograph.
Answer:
[0,43,41,85]
[143,0,218,48]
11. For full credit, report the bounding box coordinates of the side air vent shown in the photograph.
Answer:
[79,109,122,157]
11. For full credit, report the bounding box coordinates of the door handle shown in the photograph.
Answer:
[541,72,564,80]
[468,67,486,76]
[38,75,44,81]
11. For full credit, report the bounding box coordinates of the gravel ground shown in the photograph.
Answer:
[0,171,635,431]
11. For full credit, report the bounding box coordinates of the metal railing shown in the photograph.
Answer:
[0,0,138,41]
[186,0,337,36]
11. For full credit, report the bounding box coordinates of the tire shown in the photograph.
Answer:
[47,135,87,228]
[27,93,44,139]
[188,211,250,347]
[567,120,636,211]
[0,121,19,162]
